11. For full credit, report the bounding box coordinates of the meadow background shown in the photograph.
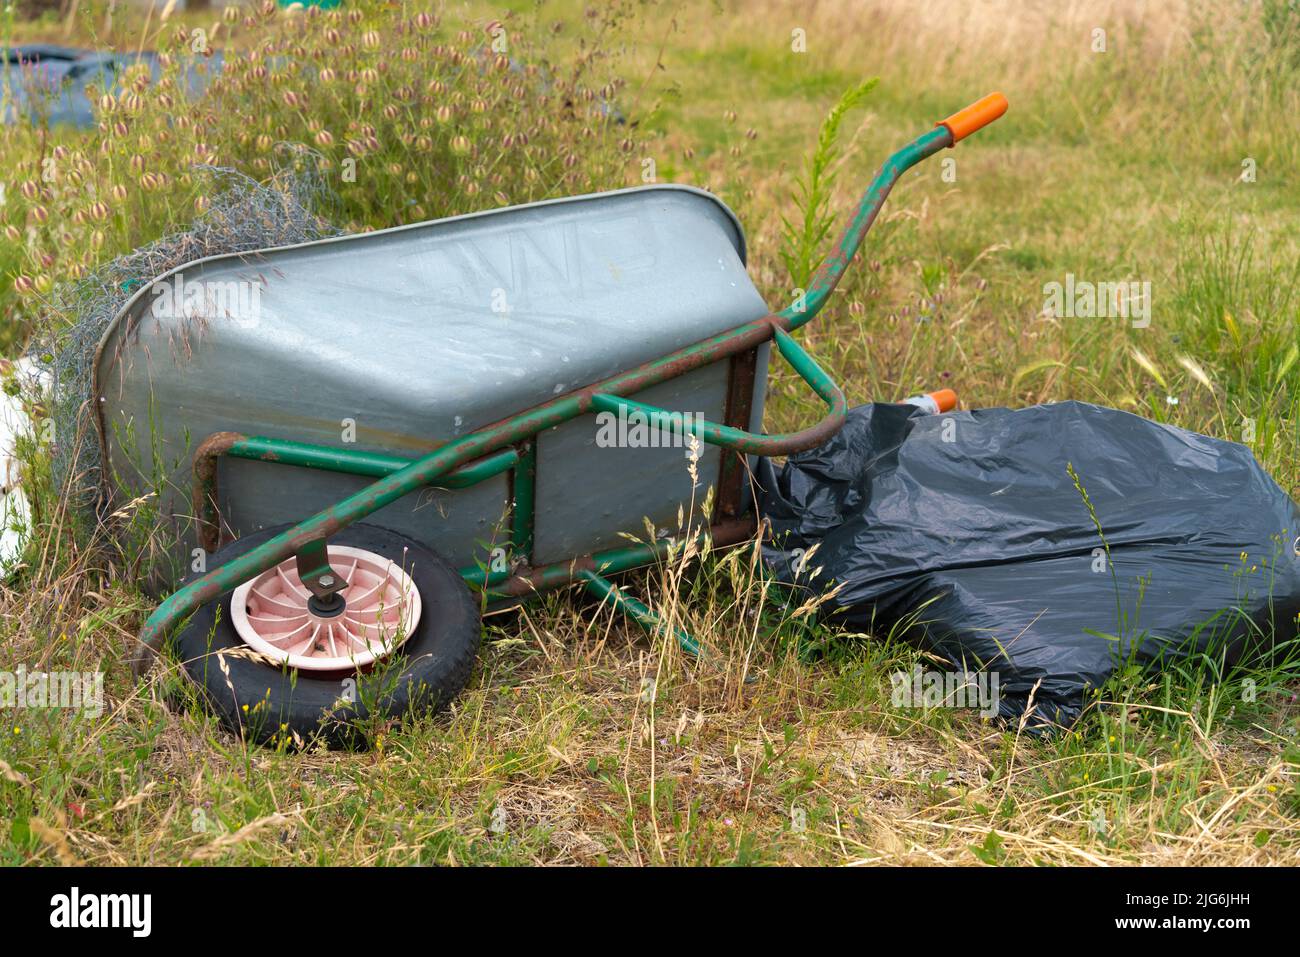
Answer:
[1,0,1298,864]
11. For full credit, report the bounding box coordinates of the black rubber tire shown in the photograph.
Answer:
[172,523,481,749]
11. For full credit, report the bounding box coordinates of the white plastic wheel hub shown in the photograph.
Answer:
[231,545,422,672]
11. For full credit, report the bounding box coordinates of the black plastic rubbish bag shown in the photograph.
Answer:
[757,400,1300,726]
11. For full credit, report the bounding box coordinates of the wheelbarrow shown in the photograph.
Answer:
[106,92,1007,745]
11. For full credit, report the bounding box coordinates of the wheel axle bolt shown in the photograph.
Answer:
[319,575,335,587]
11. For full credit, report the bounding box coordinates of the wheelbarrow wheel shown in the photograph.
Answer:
[172,523,480,749]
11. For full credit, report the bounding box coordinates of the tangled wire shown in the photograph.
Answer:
[37,145,342,523]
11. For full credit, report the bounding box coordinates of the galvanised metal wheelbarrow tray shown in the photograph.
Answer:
[108,93,1007,746]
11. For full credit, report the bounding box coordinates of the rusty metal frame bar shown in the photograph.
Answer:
[718,346,760,520]
[192,434,520,553]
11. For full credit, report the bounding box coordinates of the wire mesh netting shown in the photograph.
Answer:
[36,148,341,528]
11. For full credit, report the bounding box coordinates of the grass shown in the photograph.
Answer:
[0,0,1298,865]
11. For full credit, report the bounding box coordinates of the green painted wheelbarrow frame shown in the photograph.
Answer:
[130,93,1008,675]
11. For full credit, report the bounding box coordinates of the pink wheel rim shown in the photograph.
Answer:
[230,545,422,672]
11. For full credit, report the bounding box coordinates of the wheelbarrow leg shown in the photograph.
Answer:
[577,569,701,657]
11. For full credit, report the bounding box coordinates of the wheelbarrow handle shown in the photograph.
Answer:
[589,325,846,457]
[938,92,1009,144]
[779,91,1008,332]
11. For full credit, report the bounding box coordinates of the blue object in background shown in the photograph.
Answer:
[2,44,223,129]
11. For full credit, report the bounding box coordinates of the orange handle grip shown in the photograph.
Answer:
[928,388,958,413]
[938,92,1007,144]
